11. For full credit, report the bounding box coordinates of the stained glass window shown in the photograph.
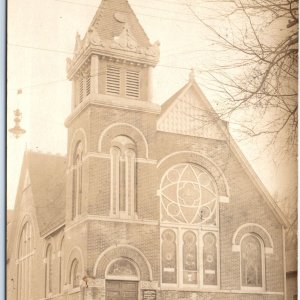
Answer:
[162,230,177,284]
[203,233,217,285]
[241,235,263,287]
[161,164,217,225]
[183,231,198,284]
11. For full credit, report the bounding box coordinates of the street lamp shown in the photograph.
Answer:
[9,109,26,138]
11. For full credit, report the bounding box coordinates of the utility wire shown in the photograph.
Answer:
[7,43,197,91]
[8,64,193,92]
[53,0,213,24]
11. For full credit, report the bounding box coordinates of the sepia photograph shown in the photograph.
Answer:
[7,0,297,299]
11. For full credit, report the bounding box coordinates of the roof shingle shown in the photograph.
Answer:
[26,151,67,235]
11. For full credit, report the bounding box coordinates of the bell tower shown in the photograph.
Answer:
[64,0,161,223]
[66,0,160,110]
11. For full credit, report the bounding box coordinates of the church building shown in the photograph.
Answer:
[7,0,289,299]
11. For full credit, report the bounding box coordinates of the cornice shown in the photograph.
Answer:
[64,94,161,127]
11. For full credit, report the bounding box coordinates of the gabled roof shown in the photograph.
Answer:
[13,151,67,236]
[27,151,67,235]
[158,77,225,140]
[159,76,289,228]
[161,82,189,114]
[88,0,151,47]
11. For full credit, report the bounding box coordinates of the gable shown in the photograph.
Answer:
[158,79,289,229]
[158,84,226,140]
[10,151,67,238]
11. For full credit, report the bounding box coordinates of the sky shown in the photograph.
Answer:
[7,0,297,213]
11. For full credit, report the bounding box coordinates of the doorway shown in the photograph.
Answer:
[106,280,138,300]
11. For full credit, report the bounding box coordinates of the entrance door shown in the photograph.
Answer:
[106,280,138,300]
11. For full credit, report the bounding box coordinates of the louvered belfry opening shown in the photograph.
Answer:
[107,66,121,95]
[106,64,140,100]
[126,70,140,99]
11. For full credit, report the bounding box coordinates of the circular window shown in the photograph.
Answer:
[161,164,217,225]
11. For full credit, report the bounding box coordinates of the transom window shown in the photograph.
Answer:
[106,259,139,280]
[161,164,217,226]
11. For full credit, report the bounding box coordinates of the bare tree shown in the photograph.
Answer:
[186,0,298,156]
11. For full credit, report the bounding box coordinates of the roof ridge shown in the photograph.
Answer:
[26,149,67,158]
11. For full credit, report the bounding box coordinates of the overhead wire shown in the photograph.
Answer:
[8,0,223,91]
[53,0,217,24]
[8,43,203,92]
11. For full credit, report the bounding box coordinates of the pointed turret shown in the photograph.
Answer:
[66,0,160,110]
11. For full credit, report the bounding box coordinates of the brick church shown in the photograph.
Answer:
[7,0,290,299]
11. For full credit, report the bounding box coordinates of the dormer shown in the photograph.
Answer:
[66,0,160,111]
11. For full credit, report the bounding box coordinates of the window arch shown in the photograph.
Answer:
[110,136,136,218]
[69,259,81,288]
[160,163,219,288]
[241,234,264,289]
[72,141,83,219]
[45,244,53,296]
[17,221,34,300]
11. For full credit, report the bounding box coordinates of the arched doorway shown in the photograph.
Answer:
[105,258,139,300]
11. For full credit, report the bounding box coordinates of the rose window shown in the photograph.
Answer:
[161,164,217,225]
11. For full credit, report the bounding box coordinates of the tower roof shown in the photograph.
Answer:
[67,0,160,78]
[89,0,151,47]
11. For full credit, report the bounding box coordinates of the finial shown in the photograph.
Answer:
[189,68,196,81]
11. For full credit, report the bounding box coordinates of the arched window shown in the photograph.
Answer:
[161,229,177,284]
[203,232,217,286]
[70,259,80,288]
[72,142,83,219]
[183,231,197,284]
[110,136,136,218]
[241,234,263,288]
[45,244,53,296]
[17,221,33,300]
[59,237,64,293]
[160,163,219,288]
